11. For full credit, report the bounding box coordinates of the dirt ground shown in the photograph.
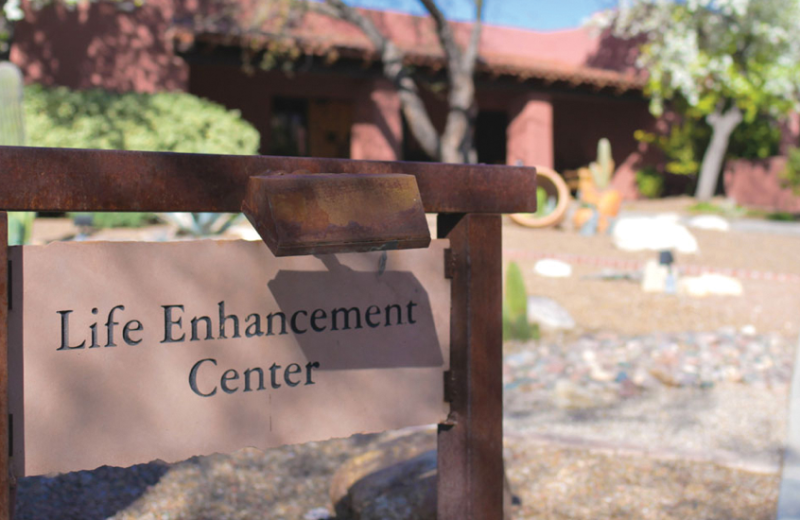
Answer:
[502,211,800,338]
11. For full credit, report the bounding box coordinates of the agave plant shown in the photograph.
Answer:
[159,212,243,237]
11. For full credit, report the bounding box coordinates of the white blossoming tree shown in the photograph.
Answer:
[594,0,800,200]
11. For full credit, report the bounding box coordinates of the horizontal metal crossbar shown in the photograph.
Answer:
[0,146,537,214]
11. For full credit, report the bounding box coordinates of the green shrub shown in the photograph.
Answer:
[635,117,709,176]
[69,212,160,229]
[24,85,260,154]
[24,85,260,234]
[781,147,800,195]
[635,167,664,199]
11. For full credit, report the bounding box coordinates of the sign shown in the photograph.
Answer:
[8,239,450,476]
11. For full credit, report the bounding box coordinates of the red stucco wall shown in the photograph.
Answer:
[725,157,800,212]
[11,0,189,92]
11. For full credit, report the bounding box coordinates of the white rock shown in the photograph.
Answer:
[527,296,576,330]
[678,273,743,297]
[741,324,757,336]
[534,259,572,278]
[688,215,730,232]
[612,215,699,254]
[641,260,668,293]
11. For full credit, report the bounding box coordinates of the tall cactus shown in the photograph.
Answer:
[0,61,24,145]
[0,61,34,245]
[589,138,615,189]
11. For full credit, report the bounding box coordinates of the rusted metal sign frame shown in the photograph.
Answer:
[0,145,537,520]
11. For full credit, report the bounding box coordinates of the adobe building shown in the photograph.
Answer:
[10,0,653,196]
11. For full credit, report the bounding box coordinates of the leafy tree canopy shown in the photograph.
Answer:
[593,0,800,121]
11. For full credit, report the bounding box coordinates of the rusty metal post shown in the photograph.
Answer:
[0,213,10,520]
[437,213,504,519]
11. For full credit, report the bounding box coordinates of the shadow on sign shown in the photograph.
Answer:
[268,255,444,370]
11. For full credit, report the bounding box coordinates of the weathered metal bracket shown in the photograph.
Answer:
[242,172,431,257]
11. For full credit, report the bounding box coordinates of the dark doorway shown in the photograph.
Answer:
[476,111,508,165]
[269,98,309,157]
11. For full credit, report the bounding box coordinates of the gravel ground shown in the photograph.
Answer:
[503,331,795,472]
[503,216,800,337]
[506,443,780,520]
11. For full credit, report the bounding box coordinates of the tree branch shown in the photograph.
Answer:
[418,0,462,72]
[318,0,388,52]
[463,0,484,73]
[312,0,442,159]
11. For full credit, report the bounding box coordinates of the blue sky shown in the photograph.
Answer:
[339,0,617,31]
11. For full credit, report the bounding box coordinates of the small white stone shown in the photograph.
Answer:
[741,324,757,336]
[688,215,730,232]
[534,259,573,278]
[678,274,744,297]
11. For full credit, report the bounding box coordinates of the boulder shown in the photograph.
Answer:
[331,429,517,519]
[612,214,699,254]
[526,296,576,330]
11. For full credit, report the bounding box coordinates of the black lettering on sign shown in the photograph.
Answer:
[57,310,85,351]
[189,358,218,397]
[218,301,241,339]
[162,305,186,343]
[244,313,263,338]
[291,310,308,335]
[266,312,287,336]
[331,307,362,331]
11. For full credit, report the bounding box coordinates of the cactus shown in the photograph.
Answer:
[502,262,538,341]
[0,61,24,145]
[0,61,34,245]
[589,138,615,189]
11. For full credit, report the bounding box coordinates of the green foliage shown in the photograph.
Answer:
[24,84,260,154]
[635,111,781,178]
[781,147,800,195]
[687,200,748,218]
[635,167,664,199]
[728,116,782,160]
[24,84,260,234]
[766,211,799,222]
[7,212,34,246]
[534,187,549,217]
[596,0,800,198]
[503,262,538,341]
[70,212,159,229]
[635,116,709,176]
[589,138,614,189]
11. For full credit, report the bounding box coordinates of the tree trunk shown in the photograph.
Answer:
[694,106,743,200]
[440,71,476,163]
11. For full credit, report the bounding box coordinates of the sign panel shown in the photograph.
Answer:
[8,239,450,476]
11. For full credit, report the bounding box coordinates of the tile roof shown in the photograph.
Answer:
[173,6,645,92]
